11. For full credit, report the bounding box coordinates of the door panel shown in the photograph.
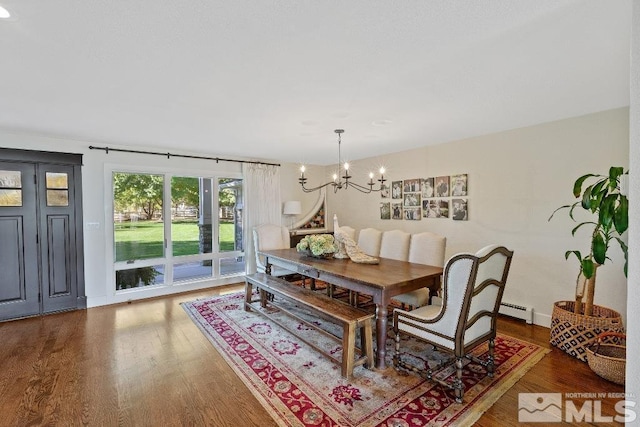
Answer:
[39,164,78,314]
[47,215,71,296]
[0,162,40,320]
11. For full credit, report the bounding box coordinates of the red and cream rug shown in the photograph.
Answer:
[182,292,548,427]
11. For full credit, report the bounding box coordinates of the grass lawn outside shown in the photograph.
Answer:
[115,220,237,262]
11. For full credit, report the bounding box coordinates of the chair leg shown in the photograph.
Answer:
[393,330,401,368]
[487,338,495,377]
[454,357,464,404]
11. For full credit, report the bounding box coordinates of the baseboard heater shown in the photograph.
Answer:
[499,301,533,324]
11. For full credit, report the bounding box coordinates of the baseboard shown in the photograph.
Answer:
[534,311,552,328]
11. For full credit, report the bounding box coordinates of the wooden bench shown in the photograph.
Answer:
[244,273,374,379]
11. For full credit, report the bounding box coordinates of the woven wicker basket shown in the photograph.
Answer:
[549,301,624,362]
[586,332,626,385]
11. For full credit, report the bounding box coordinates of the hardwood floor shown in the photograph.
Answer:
[0,285,625,426]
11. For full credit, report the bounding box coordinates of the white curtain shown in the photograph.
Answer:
[244,163,282,273]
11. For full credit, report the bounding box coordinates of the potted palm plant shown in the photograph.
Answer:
[548,166,628,361]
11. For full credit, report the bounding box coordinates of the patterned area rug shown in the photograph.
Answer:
[182,292,548,427]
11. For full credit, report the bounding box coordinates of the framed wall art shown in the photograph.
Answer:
[380,202,391,220]
[451,174,467,197]
[452,198,468,220]
[380,183,390,198]
[404,207,421,220]
[391,202,402,219]
[422,177,435,198]
[403,178,421,193]
[403,192,420,207]
[391,181,403,199]
[435,176,450,197]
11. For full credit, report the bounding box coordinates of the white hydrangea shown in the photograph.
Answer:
[296,234,336,256]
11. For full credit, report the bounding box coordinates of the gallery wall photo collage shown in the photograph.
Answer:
[379,174,468,221]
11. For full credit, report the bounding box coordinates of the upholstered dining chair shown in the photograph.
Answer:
[252,224,296,277]
[393,244,514,403]
[379,229,411,261]
[392,232,447,309]
[357,228,383,257]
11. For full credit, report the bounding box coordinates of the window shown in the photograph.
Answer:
[45,172,69,206]
[0,170,22,206]
[112,171,244,291]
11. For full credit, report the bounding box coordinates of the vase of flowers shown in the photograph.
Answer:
[296,234,337,258]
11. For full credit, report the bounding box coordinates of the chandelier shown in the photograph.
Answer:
[299,129,386,194]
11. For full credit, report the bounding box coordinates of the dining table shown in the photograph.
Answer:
[259,248,444,369]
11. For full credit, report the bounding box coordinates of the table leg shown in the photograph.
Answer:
[375,304,388,369]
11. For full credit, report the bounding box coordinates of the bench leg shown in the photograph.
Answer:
[244,280,253,311]
[342,322,356,379]
[259,288,268,308]
[361,320,374,370]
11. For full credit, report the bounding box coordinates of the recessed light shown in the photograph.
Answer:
[0,5,11,19]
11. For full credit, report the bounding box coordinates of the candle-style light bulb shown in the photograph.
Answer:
[300,165,306,173]
[379,167,386,175]
[369,172,374,179]
[343,162,349,171]
[332,173,338,181]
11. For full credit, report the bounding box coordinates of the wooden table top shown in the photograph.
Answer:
[260,248,443,292]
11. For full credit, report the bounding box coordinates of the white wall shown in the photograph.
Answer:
[282,108,629,327]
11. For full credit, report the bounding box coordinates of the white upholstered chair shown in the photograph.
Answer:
[393,245,514,403]
[252,224,296,277]
[357,228,383,257]
[392,232,447,309]
[379,229,411,261]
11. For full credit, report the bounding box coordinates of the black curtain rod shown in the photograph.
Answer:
[88,145,280,167]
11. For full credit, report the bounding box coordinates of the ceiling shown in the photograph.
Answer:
[0,1,631,166]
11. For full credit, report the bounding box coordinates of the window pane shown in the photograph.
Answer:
[115,265,164,290]
[218,178,243,252]
[220,256,245,276]
[171,176,210,256]
[0,170,21,188]
[173,261,212,282]
[46,172,68,189]
[113,172,164,262]
[0,189,22,206]
[46,189,69,206]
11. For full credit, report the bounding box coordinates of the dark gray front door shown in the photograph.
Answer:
[0,162,40,320]
[0,149,85,322]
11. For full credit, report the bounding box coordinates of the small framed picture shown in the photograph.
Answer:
[403,192,421,207]
[452,199,468,220]
[438,200,450,218]
[422,178,435,198]
[391,181,403,199]
[391,202,403,219]
[424,200,447,218]
[451,174,467,197]
[380,202,391,220]
[380,183,390,198]
[404,207,421,220]
[435,176,450,197]
[403,178,421,193]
